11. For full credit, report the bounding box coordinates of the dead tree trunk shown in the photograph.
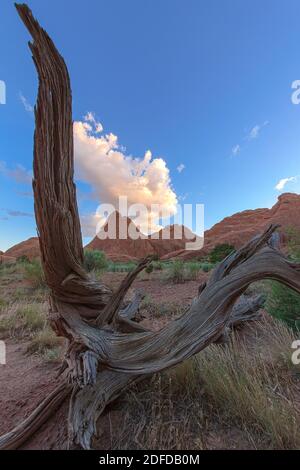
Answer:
[1,3,300,450]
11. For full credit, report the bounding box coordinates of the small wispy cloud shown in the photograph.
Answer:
[16,190,33,198]
[177,163,185,173]
[275,176,298,191]
[231,144,241,157]
[0,161,32,184]
[6,210,33,218]
[19,92,33,113]
[247,121,269,141]
[0,209,33,220]
[231,121,269,158]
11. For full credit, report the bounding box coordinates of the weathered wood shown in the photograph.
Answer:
[15,3,112,317]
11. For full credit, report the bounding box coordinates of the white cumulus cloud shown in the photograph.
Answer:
[74,114,178,236]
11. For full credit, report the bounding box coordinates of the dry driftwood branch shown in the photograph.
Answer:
[0,3,299,451]
[96,256,154,326]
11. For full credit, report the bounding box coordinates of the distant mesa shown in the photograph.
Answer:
[3,193,300,262]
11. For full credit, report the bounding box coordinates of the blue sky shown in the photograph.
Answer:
[1,0,300,251]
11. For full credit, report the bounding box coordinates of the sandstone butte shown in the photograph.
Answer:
[3,193,300,263]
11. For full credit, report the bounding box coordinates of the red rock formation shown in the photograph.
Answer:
[86,212,199,261]
[4,237,40,261]
[85,212,156,261]
[4,193,300,262]
[172,192,300,260]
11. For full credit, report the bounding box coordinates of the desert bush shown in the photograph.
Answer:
[107,261,137,273]
[15,304,45,332]
[84,249,108,272]
[27,327,62,357]
[266,228,300,329]
[0,262,17,276]
[200,262,214,272]
[0,297,8,311]
[153,260,163,271]
[145,264,154,274]
[167,260,185,283]
[184,261,201,280]
[17,254,30,264]
[0,303,45,337]
[266,282,300,329]
[286,226,300,260]
[24,259,46,289]
[209,243,235,263]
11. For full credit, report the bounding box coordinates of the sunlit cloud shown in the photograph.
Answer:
[74,113,178,235]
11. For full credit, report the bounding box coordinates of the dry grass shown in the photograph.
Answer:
[196,338,299,448]
[0,302,46,337]
[140,296,185,319]
[26,327,63,361]
[110,317,300,450]
[0,299,63,361]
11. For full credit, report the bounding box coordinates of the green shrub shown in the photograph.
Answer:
[0,298,8,311]
[145,264,154,274]
[286,226,300,260]
[168,260,185,284]
[84,249,108,272]
[209,243,235,263]
[17,255,30,264]
[184,262,201,280]
[107,262,137,272]
[153,260,163,271]
[266,282,300,329]
[266,228,300,329]
[200,262,214,273]
[24,259,46,289]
